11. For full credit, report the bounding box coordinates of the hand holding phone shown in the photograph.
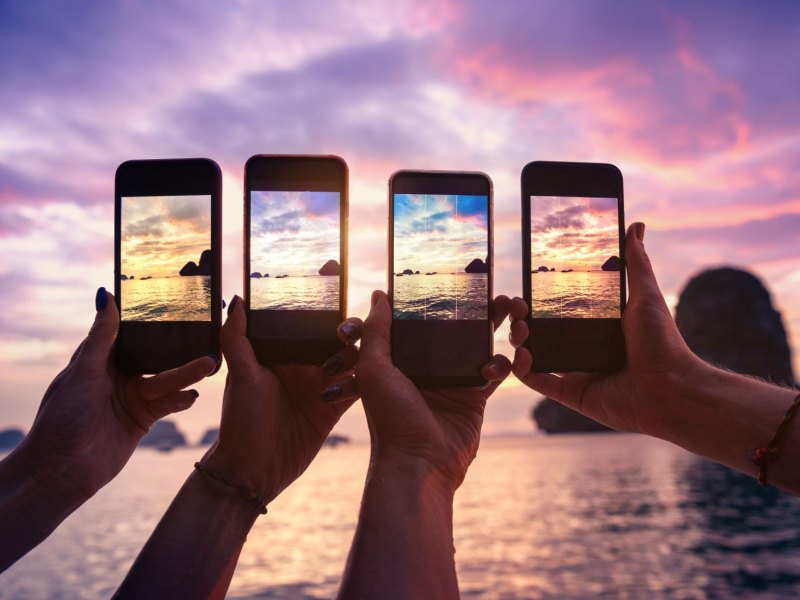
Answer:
[389,170,493,387]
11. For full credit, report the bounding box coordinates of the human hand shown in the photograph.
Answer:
[18,288,217,502]
[511,222,699,436]
[200,296,358,505]
[354,290,512,492]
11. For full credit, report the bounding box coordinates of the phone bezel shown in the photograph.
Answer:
[388,169,494,388]
[244,154,348,366]
[521,160,626,373]
[114,158,222,375]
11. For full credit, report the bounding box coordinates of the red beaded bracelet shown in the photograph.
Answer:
[194,462,268,515]
[751,392,800,486]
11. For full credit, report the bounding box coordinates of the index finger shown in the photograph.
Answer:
[138,355,218,401]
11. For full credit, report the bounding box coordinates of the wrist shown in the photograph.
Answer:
[368,451,457,503]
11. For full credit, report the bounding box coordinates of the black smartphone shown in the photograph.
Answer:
[389,170,493,388]
[114,158,222,375]
[521,160,626,373]
[244,155,348,365]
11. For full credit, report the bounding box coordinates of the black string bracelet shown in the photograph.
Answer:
[194,462,268,514]
[751,392,800,486]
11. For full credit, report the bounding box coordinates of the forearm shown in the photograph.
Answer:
[339,458,459,600]
[114,469,260,599]
[0,445,89,572]
[654,358,800,492]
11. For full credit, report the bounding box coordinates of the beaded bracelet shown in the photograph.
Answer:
[194,462,268,515]
[751,392,800,486]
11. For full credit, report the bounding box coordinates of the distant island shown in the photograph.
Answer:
[120,274,135,280]
[250,272,268,278]
[319,259,340,276]
[465,258,488,274]
[601,256,622,271]
[0,428,24,450]
[179,249,212,276]
[139,420,187,452]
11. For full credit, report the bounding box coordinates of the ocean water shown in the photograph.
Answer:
[531,271,620,319]
[394,273,488,320]
[251,276,339,311]
[4,434,800,599]
[121,277,211,321]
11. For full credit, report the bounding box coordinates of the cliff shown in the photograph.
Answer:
[179,249,212,276]
[319,259,340,276]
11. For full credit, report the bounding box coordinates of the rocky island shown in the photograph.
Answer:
[465,258,488,274]
[601,256,622,271]
[0,428,24,450]
[319,259,340,276]
[179,249,212,276]
[139,420,187,451]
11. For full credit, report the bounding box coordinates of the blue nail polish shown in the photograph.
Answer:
[95,287,108,311]
[322,385,342,402]
[322,355,343,376]
[340,322,358,341]
[206,354,221,366]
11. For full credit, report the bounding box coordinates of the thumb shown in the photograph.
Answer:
[624,222,667,307]
[80,287,119,372]
[220,295,260,376]
[360,290,392,365]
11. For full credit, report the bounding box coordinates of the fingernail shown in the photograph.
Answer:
[340,322,358,342]
[190,389,200,399]
[635,223,645,241]
[227,295,239,316]
[95,287,108,311]
[221,298,227,309]
[206,354,221,366]
[322,384,342,402]
[321,355,343,376]
[371,290,382,306]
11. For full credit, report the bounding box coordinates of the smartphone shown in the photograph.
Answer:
[521,160,626,372]
[114,158,222,375]
[389,170,493,388]
[244,155,348,365]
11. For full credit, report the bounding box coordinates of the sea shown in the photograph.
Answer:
[250,276,339,311]
[121,277,211,321]
[394,273,488,320]
[4,434,800,599]
[531,272,620,319]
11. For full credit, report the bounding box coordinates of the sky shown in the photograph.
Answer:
[530,196,618,271]
[394,194,488,273]
[122,195,211,278]
[251,191,339,276]
[1,0,799,441]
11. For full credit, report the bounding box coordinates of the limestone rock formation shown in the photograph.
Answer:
[675,267,795,386]
[465,258,488,274]
[139,420,187,451]
[180,249,212,276]
[0,428,24,450]
[601,256,622,271]
[532,401,611,434]
[319,259,340,276]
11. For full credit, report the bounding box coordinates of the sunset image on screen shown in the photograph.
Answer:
[530,196,620,318]
[120,195,212,321]
[250,190,340,311]
[393,194,488,320]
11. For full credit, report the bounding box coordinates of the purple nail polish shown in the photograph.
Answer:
[322,355,343,376]
[322,385,342,402]
[340,322,358,341]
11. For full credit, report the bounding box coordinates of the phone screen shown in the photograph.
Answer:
[245,155,347,365]
[120,195,212,322]
[529,195,621,319]
[249,190,341,312]
[393,194,489,320]
[390,175,492,386]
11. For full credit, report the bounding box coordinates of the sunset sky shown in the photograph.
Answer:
[251,191,339,276]
[394,194,488,273]
[1,1,799,441]
[122,195,210,278]
[530,196,618,271]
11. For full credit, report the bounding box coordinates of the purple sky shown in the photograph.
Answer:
[1,1,799,440]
